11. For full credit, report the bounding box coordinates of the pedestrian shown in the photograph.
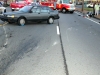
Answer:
[94,3,100,16]
[0,1,3,6]
[54,1,56,10]
[35,0,40,5]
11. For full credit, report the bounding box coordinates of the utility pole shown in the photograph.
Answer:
[82,0,84,11]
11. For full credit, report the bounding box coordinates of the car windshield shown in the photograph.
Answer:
[19,6,32,12]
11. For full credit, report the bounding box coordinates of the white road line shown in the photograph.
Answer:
[3,25,8,46]
[0,22,8,54]
[75,12,100,25]
[52,41,58,46]
[0,25,2,26]
[56,26,60,35]
[86,18,100,25]
[45,50,48,52]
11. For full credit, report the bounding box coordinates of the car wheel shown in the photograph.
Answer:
[70,11,74,14]
[4,9,6,13]
[47,17,54,24]
[12,9,14,11]
[62,8,66,13]
[17,18,26,26]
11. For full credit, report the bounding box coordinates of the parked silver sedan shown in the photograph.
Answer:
[0,5,59,26]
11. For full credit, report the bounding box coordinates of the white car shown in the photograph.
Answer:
[0,6,6,14]
[86,3,93,8]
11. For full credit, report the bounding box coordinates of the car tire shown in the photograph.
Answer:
[17,18,26,26]
[70,11,74,14]
[12,9,14,11]
[47,17,54,24]
[4,9,6,13]
[62,8,66,13]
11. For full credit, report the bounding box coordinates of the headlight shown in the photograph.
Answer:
[7,15,15,18]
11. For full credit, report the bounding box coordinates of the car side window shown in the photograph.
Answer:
[36,8,40,13]
[41,7,49,13]
[47,7,54,12]
[31,8,37,13]
[31,7,40,13]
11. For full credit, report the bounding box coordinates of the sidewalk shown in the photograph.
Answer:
[75,7,100,20]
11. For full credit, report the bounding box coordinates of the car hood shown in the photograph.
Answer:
[3,11,26,15]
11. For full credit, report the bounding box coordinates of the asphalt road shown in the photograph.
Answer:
[59,12,100,75]
[0,9,66,75]
[0,7,100,75]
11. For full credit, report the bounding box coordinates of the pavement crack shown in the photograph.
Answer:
[57,20,69,75]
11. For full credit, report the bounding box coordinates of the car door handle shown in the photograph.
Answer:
[38,13,40,14]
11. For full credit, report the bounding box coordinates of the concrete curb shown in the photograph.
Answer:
[93,16,100,20]
[75,7,100,20]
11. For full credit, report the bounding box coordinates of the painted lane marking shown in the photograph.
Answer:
[45,50,48,52]
[56,26,60,35]
[0,22,8,54]
[0,24,2,26]
[3,22,8,46]
[75,12,100,25]
[86,18,100,25]
[52,41,58,46]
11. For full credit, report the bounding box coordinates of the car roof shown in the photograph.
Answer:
[28,4,49,8]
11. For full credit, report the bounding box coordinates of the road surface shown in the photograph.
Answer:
[0,9,100,75]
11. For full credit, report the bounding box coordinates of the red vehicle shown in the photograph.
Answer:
[10,0,75,13]
[40,2,55,9]
[10,0,32,11]
[56,3,75,13]
[40,0,75,13]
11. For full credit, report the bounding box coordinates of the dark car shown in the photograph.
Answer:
[0,5,59,26]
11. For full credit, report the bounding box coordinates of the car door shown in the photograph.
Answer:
[29,6,41,20]
[40,6,51,20]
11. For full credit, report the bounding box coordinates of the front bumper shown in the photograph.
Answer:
[67,8,75,11]
[54,15,60,19]
[0,15,17,22]
[12,8,21,11]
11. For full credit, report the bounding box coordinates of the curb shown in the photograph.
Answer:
[75,8,100,20]
[93,16,100,20]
